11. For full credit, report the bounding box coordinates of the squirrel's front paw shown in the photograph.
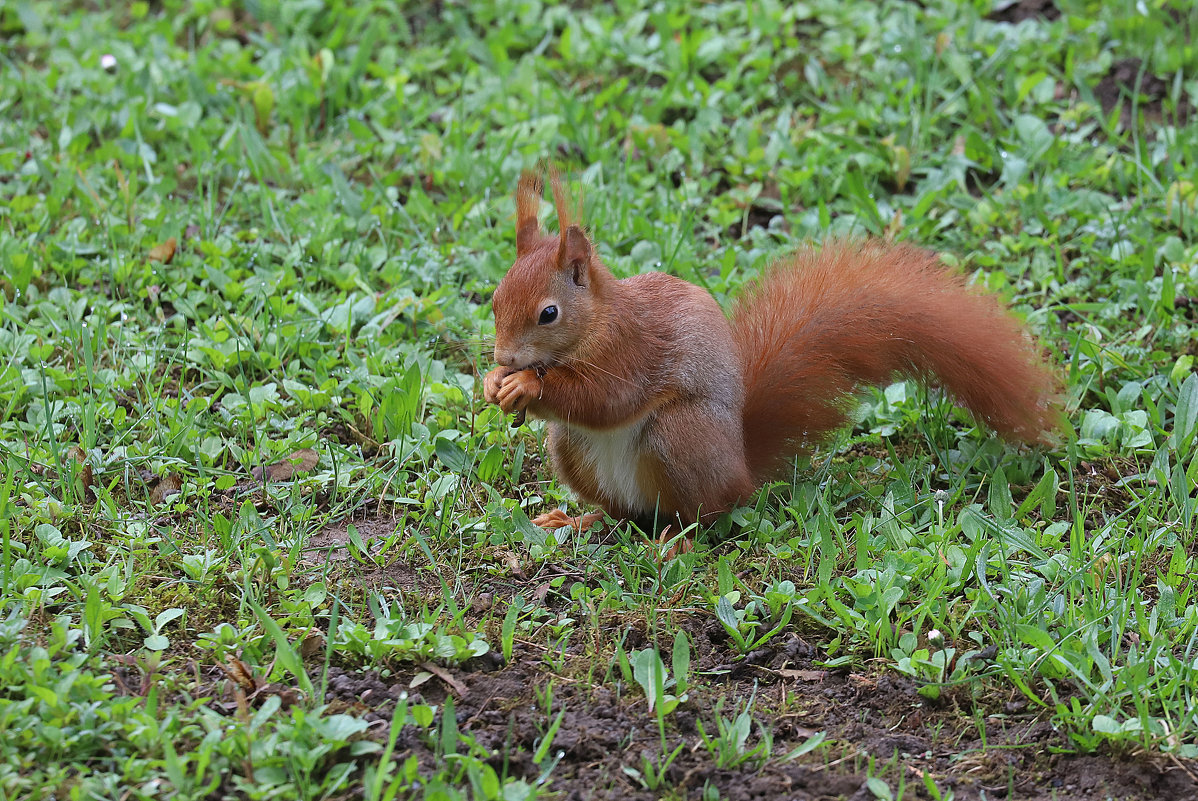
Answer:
[483,367,512,406]
[496,369,542,414]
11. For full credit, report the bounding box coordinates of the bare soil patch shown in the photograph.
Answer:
[1093,57,1191,127]
[301,557,1198,800]
[986,0,1061,24]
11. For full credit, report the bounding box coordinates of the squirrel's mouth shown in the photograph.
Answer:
[512,360,551,375]
[506,359,550,373]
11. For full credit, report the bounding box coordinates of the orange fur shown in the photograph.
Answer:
[515,170,543,227]
[515,170,544,254]
[548,163,574,234]
[733,240,1061,482]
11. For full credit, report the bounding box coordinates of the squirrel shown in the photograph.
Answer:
[482,169,1061,539]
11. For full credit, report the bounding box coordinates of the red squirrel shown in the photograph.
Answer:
[482,170,1061,537]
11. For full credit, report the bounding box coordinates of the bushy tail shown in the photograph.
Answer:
[731,240,1061,483]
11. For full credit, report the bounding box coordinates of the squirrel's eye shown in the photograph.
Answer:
[538,305,559,325]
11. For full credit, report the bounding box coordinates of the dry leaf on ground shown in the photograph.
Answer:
[66,445,94,497]
[149,473,183,504]
[251,448,319,482]
[148,237,177,263]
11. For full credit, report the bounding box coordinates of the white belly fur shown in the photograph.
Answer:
[569,420,650,513]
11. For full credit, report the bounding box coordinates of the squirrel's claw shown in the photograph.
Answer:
[533,509,605,534]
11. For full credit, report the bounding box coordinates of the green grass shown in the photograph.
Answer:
[2,0,1197,798]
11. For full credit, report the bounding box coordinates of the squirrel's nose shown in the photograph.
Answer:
[494,348,514,367]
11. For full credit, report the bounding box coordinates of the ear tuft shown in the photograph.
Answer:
[515,170,544,255]
[559,225,591,287]
[549,164,572,231]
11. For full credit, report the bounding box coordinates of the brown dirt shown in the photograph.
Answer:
[724,203,786,242]
[304,514,406,564]
[1092,57,1192,127]
[306,586,1198,801]
[987,0,1061,24]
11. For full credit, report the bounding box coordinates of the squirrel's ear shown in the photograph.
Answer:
[516,222,540,256]
[515,170,543,256]
[559,225,591,287]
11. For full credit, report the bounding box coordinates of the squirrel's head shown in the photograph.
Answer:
[491,169,608,371]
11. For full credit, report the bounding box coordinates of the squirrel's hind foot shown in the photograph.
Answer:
[532,509,605,534]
